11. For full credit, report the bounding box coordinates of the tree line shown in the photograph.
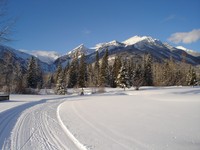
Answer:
[52,50,199,94]
[0,49,199,94]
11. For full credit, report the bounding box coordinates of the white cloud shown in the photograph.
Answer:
[168,29,200,44]
[19,49,60,64]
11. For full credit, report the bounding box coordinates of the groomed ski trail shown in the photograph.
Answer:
[0,96,85,150]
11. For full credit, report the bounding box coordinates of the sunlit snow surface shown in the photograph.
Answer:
[0,87,200,150]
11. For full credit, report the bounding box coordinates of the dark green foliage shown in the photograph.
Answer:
[27,57,42,88]
[133,64,143,90]
[99,49,109,86]
[55,64,62,82]
[55,69,66,95]
[87,63,95,87]
[111,56,122,88]
[94,51,100,86]
[143,54,153,86]
[78,54,87,87]
[186,66,197,86]
[116,61,130,90]
[68,55,79,88]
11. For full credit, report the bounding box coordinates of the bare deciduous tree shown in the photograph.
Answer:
[0,0,14,43]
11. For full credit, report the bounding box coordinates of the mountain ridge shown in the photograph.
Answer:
[1,35,200,73]
[55,35,200,66]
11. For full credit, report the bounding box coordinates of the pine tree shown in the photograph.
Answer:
[111,56,122,88]
[99,48,109,86]
[63,61,70,87]
[133,64,143,90]
[143,54,153,86]
[12,62,24,93]
[116,62,130,90]
[94,51,100,87]
[127,58,135,87]
[87,63,95,87]
[54,63,62,83]
[68,55,79,88]
[78,54,87,87]
[35,61,43,89]
[186,66,197,86]
[26,57,38,88]
[55,70,66,95]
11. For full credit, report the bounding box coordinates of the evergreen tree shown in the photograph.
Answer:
[12,62,24,93]
[55,70,66,95]
[87,63,95,87]
[99,48,109,86]
[111,56,122,88]
[143,54,153,86]
[127,58,135,86]
[78,54,87,87]
[116,62,130,90]
[186,66,197,86]
[133,64,143,90]
[26,57,38,88]
[94,51,100,87]
[35,61,43,89]
[68,55,79,88]
[64,61,70,87]
[54,63,62,83]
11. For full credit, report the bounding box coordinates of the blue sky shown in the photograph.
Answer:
[7,0,200,54]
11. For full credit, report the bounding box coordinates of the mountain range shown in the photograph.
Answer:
[0,36,200,73]
[55,35,200,66]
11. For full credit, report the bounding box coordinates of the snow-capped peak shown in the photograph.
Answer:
[176,46,189,52]
[176,46,200,57]
[68,44,87,54]
[67,44,94,57]
[73,44,86,51]
[123,35,157,46]
[95,40,123,50]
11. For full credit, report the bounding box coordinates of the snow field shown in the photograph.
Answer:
[0,87,200,150]
[58,87,200,150]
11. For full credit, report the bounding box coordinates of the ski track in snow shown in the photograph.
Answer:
[1,87,200,150]
[0,96,81,150]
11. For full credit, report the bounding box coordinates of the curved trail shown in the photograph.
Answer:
[0,97,80,150]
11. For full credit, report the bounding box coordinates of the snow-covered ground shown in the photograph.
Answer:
[0,87,200,150]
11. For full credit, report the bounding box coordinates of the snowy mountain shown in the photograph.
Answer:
[19,49,60,64]
[55,35,200,66]
[54,44,95,66]
[176,46,200,57]
[0,45,54,72]
[123,36,157,46]
[95,40,125,51]
[67,44,94,58]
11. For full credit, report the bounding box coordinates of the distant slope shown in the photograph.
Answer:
[0,45,54,72]
[19,49,60,64]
